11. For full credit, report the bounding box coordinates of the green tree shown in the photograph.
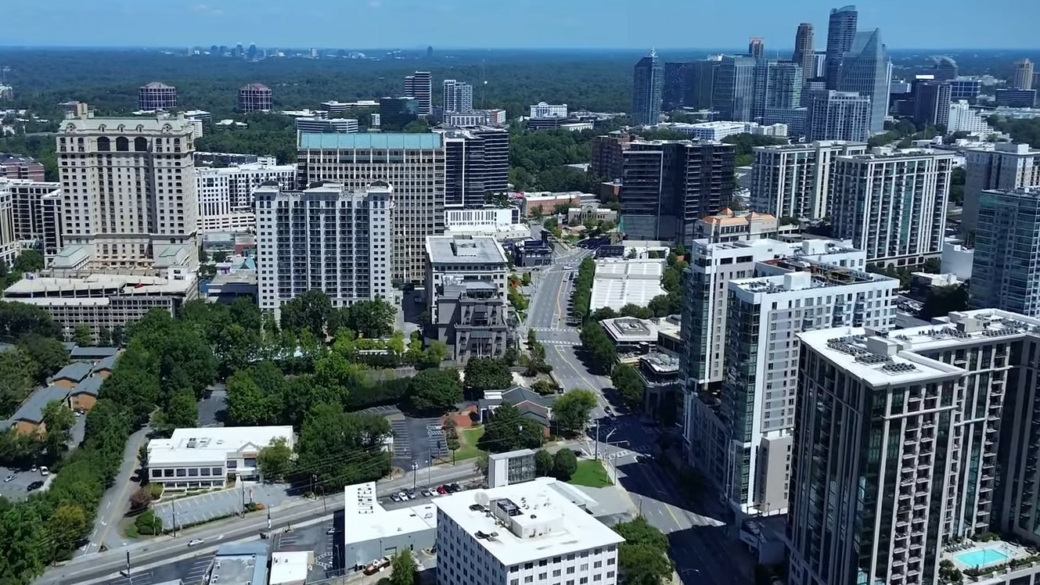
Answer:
[407,368,462,413]
[580,322,617,375]
[135,509,161,535]
[0,349,34,416]
[11,250,45,274]
[0,300,62,341]
[48,504,88,560]
[552,448,578,480]
[478,403,544,453]
[295,404,391,492]
[389,549,415,585]
[72,323,93,346]
[614,516,674,585]
[258,437,294,482]
[416,340,449,369]
[463,358,514,393]
[0,503,48,580]
[17,334,68,383]
[521,272,532,286]
[42,399,75,457]
[552,389,597,435]
[535,448,554,477]
[611,365,645,409]
[153,390,198,432]
[226,369,279,426]
[279,289,334,340]
[920,285,969,321]
[338,299,396,338]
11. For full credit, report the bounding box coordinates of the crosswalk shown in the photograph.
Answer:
[542,340,579,346]
[530,327,577,333]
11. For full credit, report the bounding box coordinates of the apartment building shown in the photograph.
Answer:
[434,482,623,585]
[56,108,200,274]
[0,183,17,266]
[443,80,474,114]
[404,72,432,116]
[296,132,446,284]
[439,127,509,208]
[3,178,62,258]
[195,161,296,232]
[805,90,871,142]
[138,82,177,111]
[0,153,46,182]
[970,187,1040,317]
[238,83,272,112]
[254,182,394,318]
[831,150,954,266]
[962,143,1040,232]
[749,141,867,220]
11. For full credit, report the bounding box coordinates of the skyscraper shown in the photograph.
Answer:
[404,71,432,115]
[749,141,867,220]
[713,55,757,122]
[962,143,1040,232]
[824,5,858,89]
[632,50,663,126]
[663,62,694,111]
[687,59,721,111]
[439,127,509,208]
[933,55,958,81]
[753,61,803,121]
[1013,58,1035,90]
[792,23,815,84]
[805,90,871,142]
[835,29,889,134]
[912,80,952,129]
[748,37,765,60]
[442,79,473,114]
[970,187,1040,316]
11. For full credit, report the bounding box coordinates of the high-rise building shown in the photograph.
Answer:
[439,127,509,208]
[1013,58,1035,90]
[404,71,432,116]
[56,109,200,273]
[442,79,474,114]
[831,150,954,265]
[749,140,867,220]
[962,143,1040,232]
[719,260,896,517]
[619,140,734,244]
[590,132,633,181]
[195,160,296,233]
[792,24,816,84]
[632,50,663,126]
[949,78,982,101]
[687,59,721,111]
[805,90,871,142]
[748,37,765,60]
[379,96,419,129]
[297,133,446,284]
[912,80,952,129]
[138,82,177,111]
[995,88,1038,108]
[254,182,394,319]
[663,62,694,111]
[835,29,890,134]
[933,55,958,81]
[3,178,63,258]
[237,83,272,112]
[824,5,858,89]
[970,187,1040,316]
[947,100,994,135]
[713,55,757,122]
[0,182,19,266]
[753,61,803,121]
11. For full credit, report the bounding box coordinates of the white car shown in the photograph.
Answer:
[3,475,14,482]
[187,539,204,547]
[397,491,408,501]
[39,466,49,477]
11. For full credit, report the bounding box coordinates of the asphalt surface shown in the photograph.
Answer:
[152,482,293,531]
[81,425,151,556]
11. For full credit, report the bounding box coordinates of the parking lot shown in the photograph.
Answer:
[0,465,54,501]
[198,386,227,427]
[276,509,343,580]
[152,482,292,531]
[96,552,215,585]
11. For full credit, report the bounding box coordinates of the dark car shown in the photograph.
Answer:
[27,481,44,491]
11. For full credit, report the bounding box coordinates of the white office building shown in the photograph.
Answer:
[195,161,296,233]
[255,182,394,318]
[805,90,871,142]
[434,481,624,585]
[947,100,994,136]
[666,121,788,142]
[294,117,359,134]
[962,142,1040,232]
[831,150,954,266]
[146,426,294,490]
[749,141,867,220]
[529,102,568,119]
[444,208,520,231]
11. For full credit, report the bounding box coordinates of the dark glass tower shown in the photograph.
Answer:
[825,5,858,89]
[632,50,663,126]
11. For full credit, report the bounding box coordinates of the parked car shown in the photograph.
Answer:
[27,481,44,491]
[326,527,336,535]
[39,466,49,476]
[406,489,416,499]
[420,488,433,497]
[3,475,14,482]
[436,485,448,495]
[187,539,204,547]
[397,491,408,501]
[29,465,37,472]
[449,483,462,493]
[389,493,402,502]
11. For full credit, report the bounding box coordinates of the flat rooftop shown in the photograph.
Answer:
[4,273,196,296]
[147,426,293,466]
[298,132,442,150]
[426,235,508,265]
[433,481,624,567]
[591,259,666,311]
[799,328,965,387]
[213,543,269,585]
[343,482,437,545]
[601,317,657,343]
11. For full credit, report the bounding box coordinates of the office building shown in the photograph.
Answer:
[56,108,200,273]
[1013,58,1035,90]
[147,426,294,490]
[713,55,757,122]
[754,60,803,121]
[294,117,358,134]
[762,107,808,137]
[445,109,507,127]
[297,133,445,284]
[439,127,510,208]
[138,82,177,111]
[379,96,419,128]
[995,89,1038,108]
[195,160,296,233]
[687,58,720,111]
[237,83,272,112]
[663,62,694,111]
[0,153,46,181]
[949,78,982,101]
[824,5,858,89]
[619,140,735,244]
[426,236,510,362]
[487,449,536,488]
[719,262,896,517]
[749,140,867,220]
[962,143,1040,232]
[404,71,432,115]
[946,100,993,135]
[591,132,633,180]
[748,38,765,60]
[831,150,954,266]
[835,29,890,134]
[433,482,623,585]
[792,24,815,84]
[4,179,62,255]
[805,90,871,142]
[529,102,567,119]
[0,183,17,266]
[933,56,958,81]
[970,187,1040,316]
[254,182,394,317]
[912,80,951,128]
[442,79,474,114]
[632,50,663,126]
[666,120,786,142]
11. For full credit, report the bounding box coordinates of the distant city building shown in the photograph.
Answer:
[949,77,982,100]
[962,143,1040,232]
[748,37,765,60]
[196,160,295,232]
[663,120,787,141]
[444,110,507,127]
[439,127,510,208]
[687,58,721,111]
[138,82,177,111]
[294,117,358,134]
[663,62,694,111]
[0,182,18,265]
[632,50,663,126]
[805,90,871,142]
[824,4,858,89]
[379,96,419,129]
[238,83,272,112]
[761,107,808,137]
[970,187,1040,316]
[404,71,432,115]
[932,56,958,81]
[0,153,46,181]
[995,88,1038,108]
[713,55,757,122]
[912,80,952,128]
[1013,58,1035,90]
[320,100,380,114]
[750,141,867,220]
[442,79,474,114]
[255,182,394,318]
[834,29,890,133]
[831,150,954,265]
[792,23,816,84]
[591,132,634,180]
[528,102,567,119]
[692,209,785,243]
[947,100,994,135]
[753,60,803,121]
[3,178,63,258]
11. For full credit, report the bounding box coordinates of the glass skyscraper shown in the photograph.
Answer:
[835,29,890,134]
[632,50,663,126]
[970,187,1040,317]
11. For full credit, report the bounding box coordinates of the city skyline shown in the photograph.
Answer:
[0,0,1037,50]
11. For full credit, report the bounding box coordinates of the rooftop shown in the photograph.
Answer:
[799,328,965,387]
[269,551,311,585]
[213,542,269,585]
[601,317,657,342]
[426,235,508,265]
[298,132,442,150]
[590,259,666,311]
[343,482,437,545]
[51,362,93,383]
[433,480,624,566]
[68,346,120,361]
[4,385,69,425]
[147,426,293,466]
[4,272,196,297]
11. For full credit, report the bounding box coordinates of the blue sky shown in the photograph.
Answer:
[0,0,1035,50]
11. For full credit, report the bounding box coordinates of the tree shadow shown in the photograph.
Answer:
[666,523,757,585]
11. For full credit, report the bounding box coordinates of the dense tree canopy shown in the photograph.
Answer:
[463,358,514,394]
[406,368,462,414]
[611,364,645,409]
[295,403,391,493]
[614,517,674,585]
[580,322,617,375]
[478,403,544,453]
[552,389,597,434]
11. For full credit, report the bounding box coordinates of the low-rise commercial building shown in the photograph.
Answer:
[294,117,358,134]
[343,481,437,572]
[146,426,295,490]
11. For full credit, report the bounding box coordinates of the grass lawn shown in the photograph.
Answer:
[568,459,612,488]
[443,426,485,463]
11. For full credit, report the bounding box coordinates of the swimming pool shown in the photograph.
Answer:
[955,548,1010,568]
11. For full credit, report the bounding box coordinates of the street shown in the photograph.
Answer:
[80,425,151,556]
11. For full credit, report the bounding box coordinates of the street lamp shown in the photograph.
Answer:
[411,461,418,491]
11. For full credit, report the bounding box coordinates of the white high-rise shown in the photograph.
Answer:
[962,142,1040,232]
[3,178,63,258]
[805,90,871,142]
[404,72,432,116]
[749,141,866,220]
[442,79,474,114]
[195,160,295,232]
[831,150,954,266]
[946,100,994,136]
[254,182,394,319]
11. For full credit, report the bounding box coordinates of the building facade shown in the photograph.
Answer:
[970,187,1040,317]
[713,55,758,122]
[749,140,867,220]
[805,90,871,142]
[4,178,63,257]
[529,103,568,119]
[632,51,663,126]
[912,81,952,129]
[824,5,858,89]
[962,143,1040,232]
[294,117,359,134]
[195,161,296,232]
[138,82,177,111]
[254,183,394,318]
[147,426,294,490]
[404,72,432,116]
[590,133,633,181]
[1013,58,1035,90]
[440,127,509,208]
[0,153,46,182]
[238,83,272,112]
[442,79,474,114]
[834,29,890,134]
[792,24,816,84]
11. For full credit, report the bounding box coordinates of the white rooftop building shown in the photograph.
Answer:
[590,258,667,311]
[146,426,294,490]
[342,481,438,571]
[434,481,624,585]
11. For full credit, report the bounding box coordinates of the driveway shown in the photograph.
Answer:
[152,482,292,531]
[198,386,227,427]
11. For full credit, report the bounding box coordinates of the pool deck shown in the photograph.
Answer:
[945,540,1032,572]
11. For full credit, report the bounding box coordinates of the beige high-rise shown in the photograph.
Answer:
[1013,58,1035,90]
[56,107,199,274]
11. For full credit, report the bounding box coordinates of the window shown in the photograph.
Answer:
[524,577,533,584]
[175,468,186,477]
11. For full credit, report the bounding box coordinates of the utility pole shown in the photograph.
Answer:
[125,551,131,579]
[267,501,272,530]
[594,419,600,460]
[240,484,245,516]
[172,499,178,537]
[411,461,418,490]
[427,459,431,487]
